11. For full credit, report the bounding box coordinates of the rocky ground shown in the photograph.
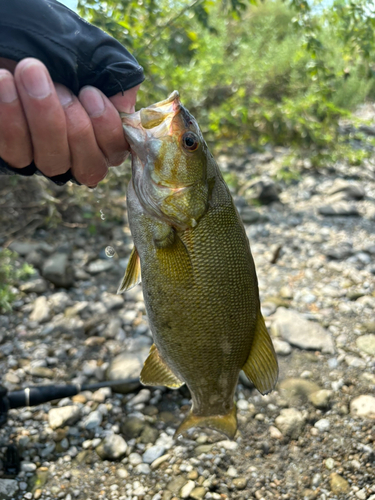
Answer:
[0,140,374,500]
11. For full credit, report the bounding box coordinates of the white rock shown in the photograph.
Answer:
[272,338,292,356]
[180,480,196,499]
[269,426,283,439]
[83,410,103,430]
[215,440,239,451]
[226,466,238,477]
[350,395,375,418]
[129,453,143,466]
[314,418,330,432]
[0,479,18,498]
[237,399,249,411]
[275,408,305,439]
[29,296,52,324]
[134,463,151,474]
[48,405,81,429]
[20,462,37,472]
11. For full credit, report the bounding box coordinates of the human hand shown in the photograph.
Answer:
[0,57,140,187]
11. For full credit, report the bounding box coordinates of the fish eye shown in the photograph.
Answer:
[182,132,199,151]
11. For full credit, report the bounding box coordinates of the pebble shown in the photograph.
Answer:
[272,338,292,356]
[314,418,330,432]
[269,425,283,439]
[350,395,375,418]
[271,308,335,353]
[96,434,128,460]
[42,251,74,288]
[142,445,166,464]
[356,334,375,356]
[275,408,305,439]
[180,480,196,499]
[232,477,248,490]
[83,410,103,429]
[19,278,47,294]
[318,203,360,217]
[135,463,151,474]
[29,296,52,324]
[308,389,333,409]
[106,350,148,393]
[129,453,143,466]
[329,473,350,494]
[87,259,114,274]
[0,479,18,498]
[226,466,238,477]
[150,454,170,470]
[189,486,207,500]
[48,405,81,429]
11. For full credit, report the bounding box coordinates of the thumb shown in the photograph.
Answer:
[109,84,141,114]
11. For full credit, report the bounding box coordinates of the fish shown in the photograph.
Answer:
[118,91,278,439]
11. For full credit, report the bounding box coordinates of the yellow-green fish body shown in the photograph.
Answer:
[119,92,278,438]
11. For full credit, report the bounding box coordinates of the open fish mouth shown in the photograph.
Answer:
[120,91,181,144]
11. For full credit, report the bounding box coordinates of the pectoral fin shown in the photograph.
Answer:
[175,405,237,439]
[140,344,184,389]
[242,312,279,395]
[117,247,141,294]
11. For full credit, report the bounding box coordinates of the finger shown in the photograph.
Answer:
[55,84,108,187]
[13,58,71,177]
[109,84,141,113]
[0,69,33,167]
[79,86,129,166]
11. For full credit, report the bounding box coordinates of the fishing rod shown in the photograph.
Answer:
[0,378,140,427]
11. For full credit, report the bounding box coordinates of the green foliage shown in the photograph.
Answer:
[78,0,375,164]
[0,249,34,312]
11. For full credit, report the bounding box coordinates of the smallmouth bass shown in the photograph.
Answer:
[119,91,278,438]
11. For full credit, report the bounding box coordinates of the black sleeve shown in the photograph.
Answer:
[0,0,145,185]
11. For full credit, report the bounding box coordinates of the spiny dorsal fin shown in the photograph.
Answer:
[175,405,237,439]
[117,247,141,294]
[242,311,279,395]
[140,344,184,389]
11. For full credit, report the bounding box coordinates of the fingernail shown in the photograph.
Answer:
[0,72,18,103]
[56,84,73,107]
[21,61,52,99]
[80,86,105,117]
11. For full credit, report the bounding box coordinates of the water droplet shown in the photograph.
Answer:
[100,209,105,221]
[105,246,116,258]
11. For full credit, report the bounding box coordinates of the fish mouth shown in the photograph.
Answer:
[120,91,181,144]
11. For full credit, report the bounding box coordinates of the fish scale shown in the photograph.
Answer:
[119,91,278,438]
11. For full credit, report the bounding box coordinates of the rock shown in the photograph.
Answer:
[240,207,260,224]
[129,453,143,466]
[275,408,305,439]
[49,291,71,313]
[53,316,85,336]
[150,454,170,470]
[329,473,350,495]
[42,252,74,288]
[87,259,114,274]
[9,241,40,256]
[101,292,124,310]
[128,389,151,406]
[308,389,333,409]
[350,395,375,418]
[190,486,207,499]
[142,445,166,464]
[245,177,280,205]
[29,296,52,324]
[269,426,283,439]
[314,418,330,432]
[327,180,365,200]
[29,366,54,378]
[96,434,127,460]
[19,278,48,294]
[233,477,248,490]
[140,425,159,444]
[106,349,149,393]
[121,417,146,440]
[272,338,292,356]
[167,476,188,494]
[180,480,196,499]
[318,203,360,217]
[226,466,238,477]
[134,463,151,474]
[356,334,375,356]
[0,479,19,498]
[83,410,103,429]
[324,242,353,260]
[279,378,321,405]
[271,308,335,353]
[48,405,81,429]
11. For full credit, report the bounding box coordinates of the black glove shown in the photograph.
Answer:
[0,0,144,185]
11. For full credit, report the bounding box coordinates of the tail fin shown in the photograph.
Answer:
[175,405,237,439]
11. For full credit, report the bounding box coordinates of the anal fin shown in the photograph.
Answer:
[242,311,279,395]
[140,344,184,389]
[175,405,237,439]
[117,247,141,294]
